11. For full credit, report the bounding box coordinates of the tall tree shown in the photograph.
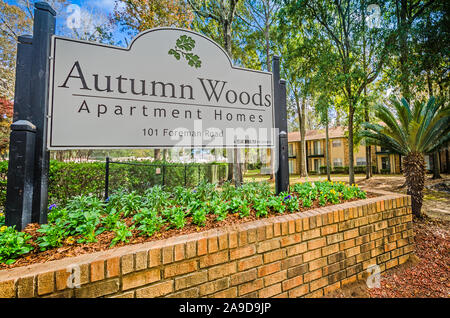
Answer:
[284,0,395,185]
[238,0,280,71]
[0,0,32,100]
[113,0,193,36]
[188,0,243,186]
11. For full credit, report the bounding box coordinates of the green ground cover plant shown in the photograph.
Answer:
[0,181,366,265]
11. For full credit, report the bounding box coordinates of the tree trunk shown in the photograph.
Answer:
[403,152,426,218]
[325,121,331,181]
[364,102,372,179]
[300,98,308,177]
[348,100,355,185]
[154,149,161,160]
[432,151,441,179]
[399,0,411,101]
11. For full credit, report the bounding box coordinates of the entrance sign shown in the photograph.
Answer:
[48,28,275,149]
[6,2,288,231]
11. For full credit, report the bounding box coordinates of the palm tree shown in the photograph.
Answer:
[360,96,450,217]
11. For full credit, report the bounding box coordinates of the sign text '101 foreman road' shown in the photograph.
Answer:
[48,28,275,149]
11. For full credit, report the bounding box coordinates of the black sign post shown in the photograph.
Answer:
[29,2,55,225]
[272,56,290,194]
[5,2,55,230]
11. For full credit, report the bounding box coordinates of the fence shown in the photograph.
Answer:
[0,159,229,207]
[104,158,228,200]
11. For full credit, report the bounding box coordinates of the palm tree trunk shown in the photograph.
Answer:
[403,152,426,218]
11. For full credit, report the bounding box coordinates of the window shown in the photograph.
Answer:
[356,157,366,166]
[313,141,321,155]
[288,144,294,156]
[332,139,342,147]
[333,158,343,167]
[289,159,294,174]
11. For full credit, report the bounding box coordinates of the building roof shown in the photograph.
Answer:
[288,126,346,142]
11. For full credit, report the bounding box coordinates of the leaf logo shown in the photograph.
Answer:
[168,35,202,68]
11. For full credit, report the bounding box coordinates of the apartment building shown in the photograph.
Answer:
[261,126,449,175]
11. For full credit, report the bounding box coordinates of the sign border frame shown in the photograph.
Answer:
[47,27,276,150]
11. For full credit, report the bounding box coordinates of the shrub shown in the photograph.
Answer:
[0,225,33,264]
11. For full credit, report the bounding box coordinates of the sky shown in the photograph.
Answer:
[7,0,125,44]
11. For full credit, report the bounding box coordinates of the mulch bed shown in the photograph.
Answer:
[0,193,378,271]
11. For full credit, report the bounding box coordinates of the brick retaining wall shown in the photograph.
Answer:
[0,191,414,298]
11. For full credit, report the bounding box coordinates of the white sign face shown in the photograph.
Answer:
[48,28,275,149]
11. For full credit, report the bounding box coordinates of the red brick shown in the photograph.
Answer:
[197,238,207,256]
[309,277,328,292]
[288,284,309,297]
[238,278,264,296]
[174,244,185,262]
[135,251,148,270]
[231,269,257,286]
[257,239,280,253]
[212,287,237,298]
[90,260,105,282]
[287,243,307,256]
[302,228,321,240]
[175,271,208,290]
[258,261,281,277]
[200,251,229,268]
[199,277,230,296]
[218,233,228,250]
[162,246,174,264]
[321,224,338,236]
[208,237,219,253]
[259,283,282,298]
[208,262,237,280]
[230,245,256,260]
[281,234,301,247]
[55,269,71,291]
[121,254,134,274]
[37,272,54,296]
[238,255,263,271]
[106,257,120,278]
[229,232,238,248]
[148,248,161,267]
[263,249,286,264]
[122,268,160,290]
[0,280,15,298]
[304,268,323,283]
[75,279,119,298]
[308,257,327,271]
[17,276,35,298]
[136,281,173,298]
[303,249,322,262]
[307,237,326,250]
[164,260,198,278]
[282,276,303,291]
[263,270,287,287]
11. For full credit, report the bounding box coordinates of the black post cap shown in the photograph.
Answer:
[18,34,33,44]
[11,120,37,132]
[35,2,57,16]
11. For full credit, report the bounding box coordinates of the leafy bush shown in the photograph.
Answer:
[0,224,33,264]
[0,180,368,265]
